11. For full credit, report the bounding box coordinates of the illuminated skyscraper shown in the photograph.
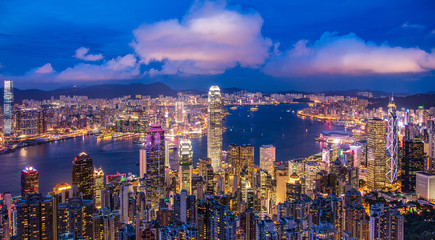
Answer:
[260,145,276,177]
[15,107,41,136]
[367,118,387,191]
[144,124,166,210]
[139,148,146,178]
[179,162,193,195]
[93,168,104,209]
[175,100,184,123]
[21,166,39,199]
[3,80,13,137]
[401,139,425,193]
[72,152,94,200]
[179,138,193,164]
[207,86,223,173]
[57,195,93,239]
[386,97,399,185]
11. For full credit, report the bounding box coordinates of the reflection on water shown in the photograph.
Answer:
[0,104,341,195]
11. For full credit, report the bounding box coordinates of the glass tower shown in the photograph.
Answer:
[207,86,223,173]
[366,118,387,191]
[3,80,13,137]
[72,152,94,200]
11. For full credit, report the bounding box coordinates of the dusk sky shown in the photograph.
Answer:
[1,0,434,92]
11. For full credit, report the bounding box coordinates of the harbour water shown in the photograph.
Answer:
[0,104,341,195]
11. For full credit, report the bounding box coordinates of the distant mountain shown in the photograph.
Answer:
[369,94,435,109]
[1,82,177,103]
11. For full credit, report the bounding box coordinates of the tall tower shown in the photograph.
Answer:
[366,118,387,191]
[21,166,39,199]
[3,80,13,137]
[175,100,184,123]
[144,124,166,210]
[386,97,399,185]
[207,86,223,173]
[72,152,94,200]
[93,168,104,209]
[259,145,276,177]
[178,138,193,164]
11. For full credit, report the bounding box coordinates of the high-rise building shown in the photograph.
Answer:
[94,168,104,209]
[139,148,146,178]
[57,195,93,239]
[207,85,223,173]
[386,97,399,185]
[369,203,404,240]
[427,125,435,174]
[21,166,39,199]
[144,124,166,210]
[366,118,387,191]
[228,144,254,182]
[178,138,193,164]
[260,145,276,177]
[276,162,289,204]
[72,152,94,200]
[416,172,435,201]
[3,80,13,137]
[179,162,193,194]
[175,100,184,123]
[15,193,53,240]
[401,139,425,193]
[15,107,43,136]
[286,168,302,202]
[92,208,121,240]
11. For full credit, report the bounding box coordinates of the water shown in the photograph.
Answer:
[0,104,340,195]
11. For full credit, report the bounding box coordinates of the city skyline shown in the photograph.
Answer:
[0,0,434,92]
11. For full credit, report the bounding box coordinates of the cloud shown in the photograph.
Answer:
[34,63,55,74]
[131,0,273,75]
[401,21,425,29]
[57,54,139,81]
[263,32,435,76]
[74,47,104,61]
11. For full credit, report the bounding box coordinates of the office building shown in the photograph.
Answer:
[259,145,276,177]
[3,80,13,138]
[401,139,425,193]
[366,118,387,191]
[178,138,193,164]
[207,85,223,173]
[94,168,104,209]
[416,172,435,201]
[72,152,94,200]
[144,124,166,210]
[21,166,39,199]
[175,100,184,123]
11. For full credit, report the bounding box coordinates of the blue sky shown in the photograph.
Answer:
[0,0,434,92]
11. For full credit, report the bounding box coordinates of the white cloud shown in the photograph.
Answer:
[57,54,139,81]
[263,32,435,77]
[401,21,425,29]
[131,0,273,75]
[34,63,54,74]
[74,47,104,61]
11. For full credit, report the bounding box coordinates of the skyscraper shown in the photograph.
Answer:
[3,80,13,137]
[367,118,387,191]
[179,138,193,164]
[386,97,399,185]
[207,85,223,173]
[401,139,425,193]
[93,167,104,209]
[144,124,166,210]
[260,145,276,177]
[21,166,39,199]
[139,148,146,178]
[72,152,94,200]
[175,100,184,123]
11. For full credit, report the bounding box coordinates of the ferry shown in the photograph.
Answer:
[230,106,238,110]
[250,107,258,112]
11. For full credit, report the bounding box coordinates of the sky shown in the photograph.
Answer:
[0,0,434,92]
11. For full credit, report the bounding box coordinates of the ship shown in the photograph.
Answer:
[250,107,258,112]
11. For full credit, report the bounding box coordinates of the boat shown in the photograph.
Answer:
[250,107,258,112]
[230,106,237,110]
